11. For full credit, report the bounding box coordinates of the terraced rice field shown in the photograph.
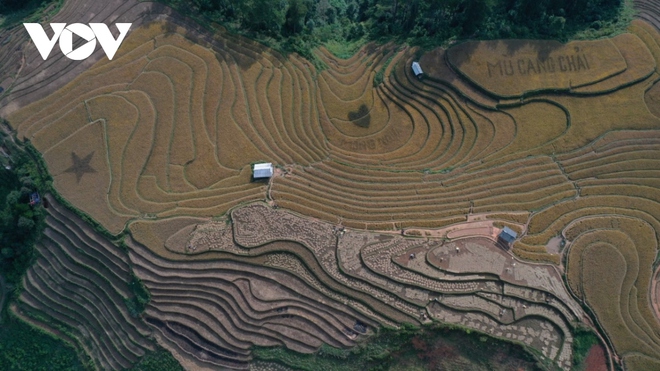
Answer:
[15,196,380,370]
[3,0,660,369]
[19,196,583,369]
[12,195,156,370]
[124,203,586,370]
[10,15,652,238]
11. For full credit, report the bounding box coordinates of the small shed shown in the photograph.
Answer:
[498,226,518,247]
[412,61,423,79]
[252,163,273,180]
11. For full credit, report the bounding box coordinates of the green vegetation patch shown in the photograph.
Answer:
[0,0,63,30]
[0,168,18,209]
[572,327,600,369]
[128,348,184,371]
[154,0,632,61]
[373,51,396,87]
[0,132,48,286]
[324,38,367,59]
[125,274,151,317]
[0,314,88,371]
[254,323,551,371]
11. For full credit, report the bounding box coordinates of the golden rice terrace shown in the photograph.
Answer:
[2,0,660,370]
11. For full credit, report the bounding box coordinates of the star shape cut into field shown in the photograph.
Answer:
[64,151,96,183]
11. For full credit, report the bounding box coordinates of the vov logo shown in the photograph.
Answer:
[23,23,132,61]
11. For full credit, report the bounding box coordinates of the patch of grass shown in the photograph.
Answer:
[325,38,367,59]
[373,53,395,88]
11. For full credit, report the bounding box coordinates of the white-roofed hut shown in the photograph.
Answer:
[252,163,274,181]
[412,61,423,79]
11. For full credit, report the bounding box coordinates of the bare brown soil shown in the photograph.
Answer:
[585,344,608,371]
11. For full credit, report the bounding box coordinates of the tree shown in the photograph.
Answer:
[283,0,308,35]
[458,0,494,36]
[1,248,14,258]
[5,191,20,206]
[17,216,35,230]
[240,0,285,37]
[0,131,46,286]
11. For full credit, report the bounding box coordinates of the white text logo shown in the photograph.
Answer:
[23,23,132,61]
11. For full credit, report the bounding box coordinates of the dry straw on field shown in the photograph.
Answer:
[6,12,660,370]
[7,19,660,245]
[447,37,627,97]
[566,219,660,366]
[572,33,656,94]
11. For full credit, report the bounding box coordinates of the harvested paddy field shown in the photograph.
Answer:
[129,203,585,370]
[18,195,581,369]
[3,0,660,369]
[12,195,157,370]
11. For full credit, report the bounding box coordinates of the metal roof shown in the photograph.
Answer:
[499,226,518,243]
[253,163,273,178]
[412,61,423,76]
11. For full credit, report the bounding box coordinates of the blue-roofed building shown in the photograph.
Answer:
[498,226,518,248]
[29,192,41,206]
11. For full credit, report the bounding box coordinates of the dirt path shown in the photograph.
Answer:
[375,212,527,240]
